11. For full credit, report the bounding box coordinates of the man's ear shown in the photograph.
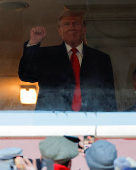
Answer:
[83,26,87,35]
[58,27,62,38]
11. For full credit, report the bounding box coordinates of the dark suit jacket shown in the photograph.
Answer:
[125,103,136,112]
[19,41,117,112]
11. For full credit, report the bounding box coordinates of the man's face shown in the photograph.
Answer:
[58,16,86,47]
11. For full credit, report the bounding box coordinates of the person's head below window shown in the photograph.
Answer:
[85,140,117,170]
[114,156,136,170]
[39,136,79,170]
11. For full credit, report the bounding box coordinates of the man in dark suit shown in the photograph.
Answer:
[19,10,117,112]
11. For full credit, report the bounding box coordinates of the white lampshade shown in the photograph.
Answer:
[20,86,37,104]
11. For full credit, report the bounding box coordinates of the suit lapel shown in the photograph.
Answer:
[58,43,93,82]
[58,42,75,80]
[80,44,93,76]
[59,42,70,66]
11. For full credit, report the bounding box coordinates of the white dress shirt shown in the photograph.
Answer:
[65,42,83,66]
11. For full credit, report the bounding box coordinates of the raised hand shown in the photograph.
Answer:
[29,27,46,45]
[18,157,37,170]
[78,136,85,157]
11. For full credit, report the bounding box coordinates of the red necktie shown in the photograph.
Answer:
[70,48,82,111]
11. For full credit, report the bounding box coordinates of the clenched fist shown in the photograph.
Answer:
[29,27,46,45]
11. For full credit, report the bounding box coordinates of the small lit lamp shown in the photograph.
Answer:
[20,85,37,104]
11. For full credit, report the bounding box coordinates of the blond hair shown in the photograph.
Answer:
[58,10,86,28]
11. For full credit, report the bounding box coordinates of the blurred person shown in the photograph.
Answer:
[125,68,136,111]
[14,157,46,170]
[0,147,22,170]
[0,147,47,170]
[123,168,136,170]
[39,136,79,170]
[114,157,136,170]
[85,140,117,170]
[14,157,47,170]
[114,157,130,170]
[19,9,116,112]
